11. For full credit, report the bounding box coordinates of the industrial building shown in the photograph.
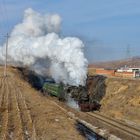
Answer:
[88,67,140,78]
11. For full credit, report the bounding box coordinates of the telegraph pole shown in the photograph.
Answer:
[4,33,9,77]
[125,44,131,59]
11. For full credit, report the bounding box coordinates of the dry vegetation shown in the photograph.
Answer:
[87,75,140,125]
[1,65,140,139]
[0,66,84,140]
[88,57,140,124]
[100,77,140,124]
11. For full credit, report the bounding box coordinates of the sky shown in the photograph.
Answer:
[0,0,140,63]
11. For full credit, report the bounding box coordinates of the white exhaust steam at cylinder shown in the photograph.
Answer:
[0,8,88,86]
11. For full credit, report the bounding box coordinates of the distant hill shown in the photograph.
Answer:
[89,57,140,69]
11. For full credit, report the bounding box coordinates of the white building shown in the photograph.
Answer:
[117,67,140,78]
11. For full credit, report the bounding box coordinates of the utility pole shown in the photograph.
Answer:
[4,33,9,77]
[126,44,131,59]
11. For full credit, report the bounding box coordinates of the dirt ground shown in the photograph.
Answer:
[1,66,140,140]
[100,77,140,124]
[87,75,140,125]
[0,66,84,140]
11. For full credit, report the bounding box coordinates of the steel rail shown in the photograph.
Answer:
[87,112,140,139]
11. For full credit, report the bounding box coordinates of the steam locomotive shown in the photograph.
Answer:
[42,78,101,112]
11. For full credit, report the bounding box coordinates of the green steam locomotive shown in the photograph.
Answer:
[43,79,66,100]
[42,77,101,112]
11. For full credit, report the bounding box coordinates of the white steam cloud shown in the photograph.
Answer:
[0,8,88,86]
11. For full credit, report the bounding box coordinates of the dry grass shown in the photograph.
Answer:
[0,66,84,140]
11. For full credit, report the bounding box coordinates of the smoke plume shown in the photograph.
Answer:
[0,8,88,86]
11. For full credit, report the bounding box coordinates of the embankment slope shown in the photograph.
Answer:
[91,76,140,124]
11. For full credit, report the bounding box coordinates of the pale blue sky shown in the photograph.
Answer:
[0,0,140,62]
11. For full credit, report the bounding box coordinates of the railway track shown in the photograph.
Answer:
[0,75,37,140]
[11,76,37,140]
[87,112,140,140]
[7,78,24,140]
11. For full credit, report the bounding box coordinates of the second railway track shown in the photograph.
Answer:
[87,112,140,140]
